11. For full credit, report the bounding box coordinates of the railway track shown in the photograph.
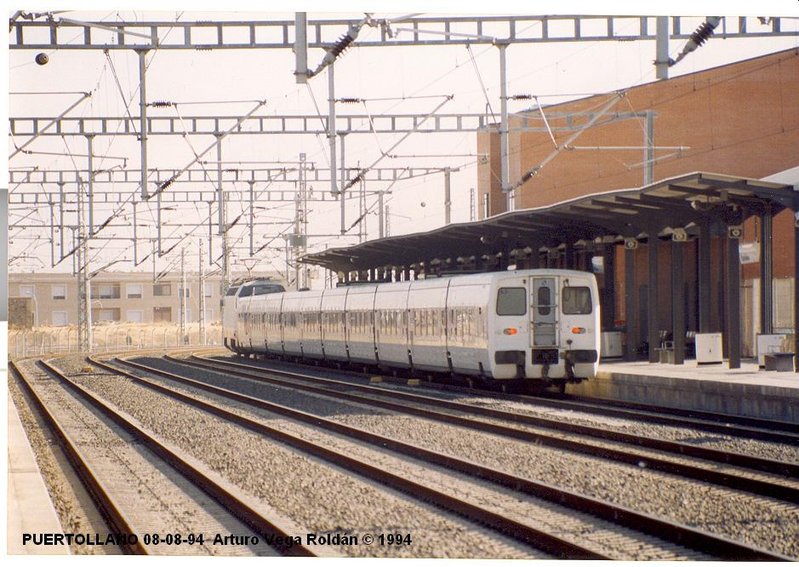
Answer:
[10,358,321,557]
[223,351,799,443]
[173,354,799,486]
[103,353,794,560]
[10,360,146,555]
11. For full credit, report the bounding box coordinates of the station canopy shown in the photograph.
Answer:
[301,172,798,274]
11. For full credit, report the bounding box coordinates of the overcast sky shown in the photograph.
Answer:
[6,1,799,286]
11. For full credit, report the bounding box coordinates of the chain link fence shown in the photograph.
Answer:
[9,322,223,359]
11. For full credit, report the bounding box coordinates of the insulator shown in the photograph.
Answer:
[338,98,362,104]
[690,20,717,46]
[150,101,174,107]
[329,32,356,58]
[159,178,175,191]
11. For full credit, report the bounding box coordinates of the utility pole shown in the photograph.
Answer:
[498,42,512,212]
[199,239,206,346]
[179,246,187,344]
[248,180,255,256]
[359,174,366,243]
[76,181,92,351]
[444,167,452,225]
[378,192,385,238]
[217,135,230,293]
[469,188,476,221]
[86,134,94,234]
[644,110,655,185]
[293,153,308,290]
[328,62,338,196]
[138,49,150,199]
[339,132,347,235]
[655,17,670,80]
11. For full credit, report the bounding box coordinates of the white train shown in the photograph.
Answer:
[223,269,600,385]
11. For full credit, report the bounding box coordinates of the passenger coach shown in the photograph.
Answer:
[223,269,600,385]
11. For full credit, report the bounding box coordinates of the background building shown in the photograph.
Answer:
[8,271,283,329]
[477,49,799,357]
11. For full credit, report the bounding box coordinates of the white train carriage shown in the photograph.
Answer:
[222,279,285,353]
[225,269,599,383]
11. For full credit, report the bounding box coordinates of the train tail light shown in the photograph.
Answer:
[503,328,518,335]
[571,327,586,334]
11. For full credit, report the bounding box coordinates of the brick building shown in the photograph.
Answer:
[477,48,799,357]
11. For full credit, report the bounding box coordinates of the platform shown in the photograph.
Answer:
[7,396,69,555]
[572,359,799,424]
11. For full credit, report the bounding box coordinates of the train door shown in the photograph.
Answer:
[531,277,558,349]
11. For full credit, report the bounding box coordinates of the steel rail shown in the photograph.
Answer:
[33,359,321,557]
[92,356,609,560]
[205,352,799,441]
[180,354,799,481]
[530,391,799,439]
[10,360,148,554]
[104,355,791,561]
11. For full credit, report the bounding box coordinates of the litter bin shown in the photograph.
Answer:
[657,341,675,364]
[764,353,794,372]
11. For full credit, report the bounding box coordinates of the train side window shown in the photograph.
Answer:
[497,287,527,316]
[562,286,592,314]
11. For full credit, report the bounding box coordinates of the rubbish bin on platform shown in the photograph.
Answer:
[764,352,794,372]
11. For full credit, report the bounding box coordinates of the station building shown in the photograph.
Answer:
[305,48,799,367]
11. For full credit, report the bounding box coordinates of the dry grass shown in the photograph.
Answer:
[9,322,223,358]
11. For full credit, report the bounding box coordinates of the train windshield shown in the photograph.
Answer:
[496,287,527,316]
[250,283,285,296]
[562,286,592,314]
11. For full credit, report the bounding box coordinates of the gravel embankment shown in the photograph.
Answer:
[85,360,718,559]
[208,355,799,463]
[13,359,278,556]
[48,355,544,559]
[10,362,114,555]
[136,355,799,559]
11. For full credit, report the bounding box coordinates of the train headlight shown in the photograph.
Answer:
[503,328,518,335]
[571,327,586,334]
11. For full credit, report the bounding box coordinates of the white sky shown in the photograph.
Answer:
[6,1,799,287]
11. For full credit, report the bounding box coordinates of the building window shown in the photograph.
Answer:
[51,284,67,300]
[52,311,68,327]
[93,283,120,299]
[19,285,34,297]
[204,282,214,298]
[93,308,121,322]
[154,306,172,322]
[153,283,171,297]
[127,284,143,299]
[126,310,144,323]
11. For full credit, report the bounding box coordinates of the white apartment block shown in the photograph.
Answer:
[9,271,282,328]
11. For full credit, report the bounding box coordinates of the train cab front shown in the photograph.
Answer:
[490,271,599,387]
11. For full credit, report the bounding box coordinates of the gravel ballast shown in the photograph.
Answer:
[138,354,799,559]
